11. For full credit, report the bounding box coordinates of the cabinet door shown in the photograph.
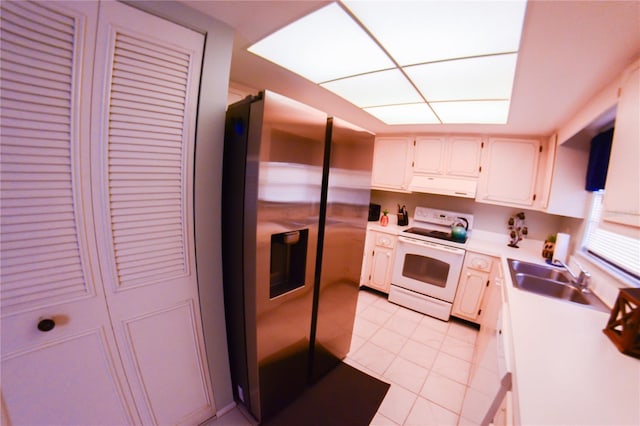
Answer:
[369,246,394,293]
[0,2,139,424]
[90,3,214,425]
[492,390,513,426]
[360,231,376,286]
[414,136,446,174]
[452,268,490,322]
[603,64,640,227]
[478,138,540,206]
[371,137,412,191]
[544,135,590,218]
[447,137,482,177]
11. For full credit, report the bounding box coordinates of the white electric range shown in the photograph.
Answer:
[389,207,474,321]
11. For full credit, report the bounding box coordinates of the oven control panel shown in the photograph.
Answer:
[413,207,474,230]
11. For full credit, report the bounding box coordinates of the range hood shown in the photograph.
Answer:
[408,175,477,198]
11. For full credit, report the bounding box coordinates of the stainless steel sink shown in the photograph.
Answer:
[507,259,609,312]
[509,259,571,283]
[514,273,590,304]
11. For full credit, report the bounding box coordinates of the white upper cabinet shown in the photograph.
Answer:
[409,136,481,197]
[413,136,481,178]
[539,133,591,218]
[447,137,483,177]
[603,62,640,228]
[413,136,446,174]
[477,138,541,207]
[371,136,413,191]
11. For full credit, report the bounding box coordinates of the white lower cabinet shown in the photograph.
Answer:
[452,252,496,324]
[462,261,514,425]
[492,390,514,426]
[361,231,397,294]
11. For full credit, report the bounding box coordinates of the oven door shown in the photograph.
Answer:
[391,236,465,302]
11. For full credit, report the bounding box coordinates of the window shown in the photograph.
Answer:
[582,191,640,284]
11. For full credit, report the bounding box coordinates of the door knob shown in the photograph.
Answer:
[37,318,55,332]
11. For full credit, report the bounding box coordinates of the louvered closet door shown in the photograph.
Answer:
[0,1,140,425]
[90,2,215,425]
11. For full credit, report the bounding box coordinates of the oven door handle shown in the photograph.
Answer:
[398,235,466,255]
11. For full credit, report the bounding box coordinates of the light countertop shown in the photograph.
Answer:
[366,220,640,425]
[470,233,639,426]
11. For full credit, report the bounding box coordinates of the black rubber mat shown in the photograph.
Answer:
[262,362,390,426]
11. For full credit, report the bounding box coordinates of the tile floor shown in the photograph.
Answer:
[204,288,479,426]
[347,288,479,426]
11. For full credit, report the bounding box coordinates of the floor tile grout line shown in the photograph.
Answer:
[354,289,480,425]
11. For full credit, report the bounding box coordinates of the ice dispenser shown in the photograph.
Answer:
[270,229,309,298]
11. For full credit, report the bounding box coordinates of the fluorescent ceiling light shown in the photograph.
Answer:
[248,3,394,83]
[404,54,518,101]
[364,103,440,125]
[342,1,527,66]
[320,69,423,107]
[431,100,511,124]
[247,1,527,125]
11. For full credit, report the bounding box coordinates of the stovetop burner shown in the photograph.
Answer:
[398,207,474,246]
[404,227,467,243]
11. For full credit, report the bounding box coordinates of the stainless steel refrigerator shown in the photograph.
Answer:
[221,90,374,422]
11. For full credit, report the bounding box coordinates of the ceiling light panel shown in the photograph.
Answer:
[343,0,527,66]
[364,103,440,125]
[248,2,394,83]
[320,69,423,107]
[405,53,518,101]
[431,100,511,124]
[247,1,527,125]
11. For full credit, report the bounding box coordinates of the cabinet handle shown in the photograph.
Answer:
[37,318,56,332]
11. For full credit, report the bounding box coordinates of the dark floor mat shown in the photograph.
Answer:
[262,362,389,426]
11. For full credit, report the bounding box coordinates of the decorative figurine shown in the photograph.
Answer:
[508,212,527,248]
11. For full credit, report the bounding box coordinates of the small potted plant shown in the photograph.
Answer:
[380,209,389,226]
[542,234,556,260]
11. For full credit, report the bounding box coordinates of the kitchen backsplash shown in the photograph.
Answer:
[370,190,582,243]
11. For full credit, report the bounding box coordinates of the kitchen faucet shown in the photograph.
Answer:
[556,260,591,292]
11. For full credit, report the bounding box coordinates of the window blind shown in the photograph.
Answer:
[584,192,640,280]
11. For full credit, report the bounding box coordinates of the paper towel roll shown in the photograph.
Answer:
[553,232,570,264]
